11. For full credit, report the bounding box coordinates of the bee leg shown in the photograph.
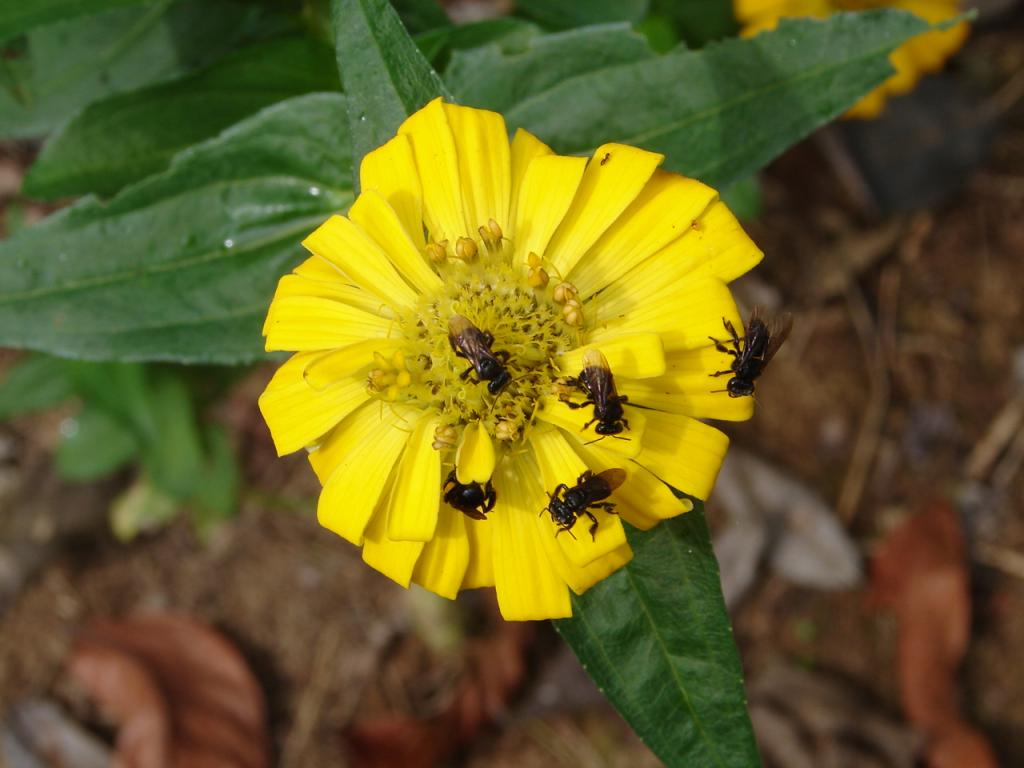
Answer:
[584,510,600,541]
[594,502,617,514]
[563,399,593,410]
[582,416,598,430]
[708,336,738,357]
[494,349,511,363]
[460,365,477,381]
[709,369,733,377]
[617,395,629,404]
[723,318,742,345]
[555,525,577,540]
[483,488,497,513]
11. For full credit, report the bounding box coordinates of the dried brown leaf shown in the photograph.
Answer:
[871,502,998,768]
[68,613,269,768]
[348,601,531,768]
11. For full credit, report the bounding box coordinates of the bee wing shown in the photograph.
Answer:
[581,348,618,400]
[448,313,473,339]
[762,312,793,364]
[597,468,627,491]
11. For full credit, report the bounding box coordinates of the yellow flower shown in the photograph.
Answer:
[734,0,969,119]
[259,99,762,620]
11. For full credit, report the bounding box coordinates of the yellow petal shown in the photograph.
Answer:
[461,514,494,588]
[312,403,413,544]
[545,143,663,278]
[349,190,442,295]
[362,495,425,588]
[412,505,470,599]
[621,345,755,422]
[264,296,393,352]
[536,396,645,459]
[509,128,553,228]
[492,456,572,620]
[266,269,392,321]
[681,200,765,283]
[258,350,372,456]
[512,155,587,262]
[359,133,425,250]
[529,426,628,567]
[302,339,398,391]
[587,274,742,353]
[634,411,729,501]
[455,420,495,484]
[302,215,417,308]
[443,102,511,234]
[387,411,443,541]
[558,333,665,380]
[580,442,692,527]
[570,170,717,298]
[540,537,633,596]
[399,97,466,243]
[621,199,763,290]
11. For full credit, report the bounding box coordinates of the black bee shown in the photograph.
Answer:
[448,314,511,395]
[443,469,496,520]
[542,468,625,540]
[709,310,793,397]
[560,349,630,437]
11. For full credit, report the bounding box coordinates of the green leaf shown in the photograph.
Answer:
[555,504,760,768]
[514,0,648,30]
[445,23,654,114]
[0,0,150,42]
[0,354,75,419]
[65,361,155,438]
[414,17,537,67]
[0,93,352,363]
[23,37,339,199]
[0,0,286,138]
[110,475,178,541]
[55,406,138,480]
[391,0,451,35]
[138,370,203,499]
[191,424,239,537]
[455,10,931,190]
[651,0,737,47]
[331,0,449,187]
[720,175,762,221]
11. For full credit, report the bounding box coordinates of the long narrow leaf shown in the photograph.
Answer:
[331,0,449,186]
[556,504,761,768]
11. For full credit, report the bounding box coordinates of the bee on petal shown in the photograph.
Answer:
[709,309,793,397]
[542,468,625,541]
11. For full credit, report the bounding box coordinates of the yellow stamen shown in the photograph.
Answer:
[528,267,549,289]
[552,281,578,305]
[426,240,449,264]
[562,299,583,327]
[479,218,503,251]
[432,423,458,451]
[455,237,478,262]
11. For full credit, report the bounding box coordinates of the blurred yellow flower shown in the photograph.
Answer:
[259,99,762,620]
[734,0,969,118]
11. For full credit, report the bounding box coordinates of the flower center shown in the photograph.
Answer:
[369,236,578,445]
